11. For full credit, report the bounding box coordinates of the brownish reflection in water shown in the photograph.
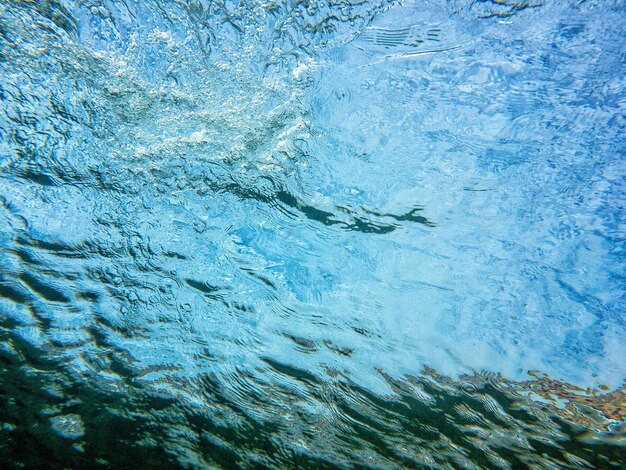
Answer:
[419,366,625,432]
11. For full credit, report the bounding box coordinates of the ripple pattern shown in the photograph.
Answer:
[1,0,625,468]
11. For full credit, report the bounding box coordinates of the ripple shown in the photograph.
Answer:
[1,0,625,468]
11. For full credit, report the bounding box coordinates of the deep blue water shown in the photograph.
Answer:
[0,0,625,467]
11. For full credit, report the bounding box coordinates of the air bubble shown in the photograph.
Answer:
[50,414,85,440]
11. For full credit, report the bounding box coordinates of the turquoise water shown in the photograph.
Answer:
[0,0,625,467]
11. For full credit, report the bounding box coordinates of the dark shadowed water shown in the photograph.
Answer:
[0,0,625,467]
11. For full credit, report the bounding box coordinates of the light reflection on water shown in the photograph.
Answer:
[0,0,624,467]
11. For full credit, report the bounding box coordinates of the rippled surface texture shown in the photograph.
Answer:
[1,0,625,467]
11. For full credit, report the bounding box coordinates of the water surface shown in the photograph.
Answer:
[0,0,625,467]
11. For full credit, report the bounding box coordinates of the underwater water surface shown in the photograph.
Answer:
[0,0,625,467]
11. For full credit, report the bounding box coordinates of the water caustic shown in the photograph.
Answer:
[0,0,624,467]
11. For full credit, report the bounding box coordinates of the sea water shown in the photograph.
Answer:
[0,0,624,467]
